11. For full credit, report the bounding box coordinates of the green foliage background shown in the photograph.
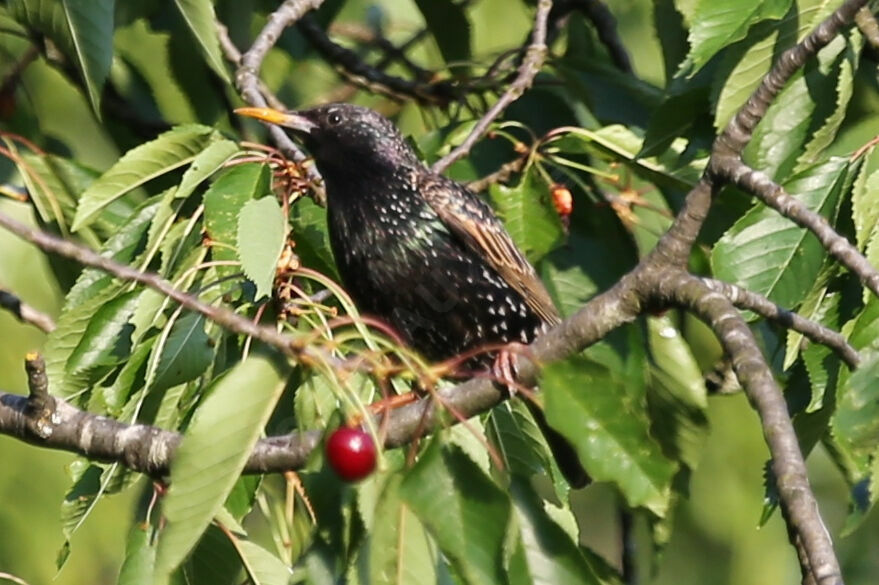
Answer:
[1,0,879,584]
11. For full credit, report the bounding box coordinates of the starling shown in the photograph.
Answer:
[236,103,587,487]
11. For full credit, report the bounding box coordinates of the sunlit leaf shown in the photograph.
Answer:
[401,441,510,585]
[238,196,287,299]
[542,356,676,516]
[72,125,217,231]
[154,354,289,580]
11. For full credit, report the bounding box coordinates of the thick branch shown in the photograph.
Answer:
[652,0,867,266]
[855,7,879,49]
[0,282,640,475]
[717,0,867,156]
[658,273,843,585]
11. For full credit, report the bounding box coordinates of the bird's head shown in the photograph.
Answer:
[235,103,420,174]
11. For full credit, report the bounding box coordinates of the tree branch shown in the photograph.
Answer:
[700,278,860,369]
[233,0,327,202]
[0,209,301,358]
[0,281,639,475]
[658,272,843,585]
[720,163,879,299]
[0,287,55,333]
[297,14,462,105]
[432,0,554,173]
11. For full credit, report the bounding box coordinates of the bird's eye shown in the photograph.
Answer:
[327,112,342,125]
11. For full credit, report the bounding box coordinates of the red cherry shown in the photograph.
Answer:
[550,183,573,217]
[326,427,377,482]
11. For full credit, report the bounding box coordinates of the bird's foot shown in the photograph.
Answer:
[491,342,531,396]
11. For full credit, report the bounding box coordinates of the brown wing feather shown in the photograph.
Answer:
[418,173,561,326]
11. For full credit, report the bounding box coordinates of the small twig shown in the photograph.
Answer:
[560,0,631,73]
[432,0,553,173]
[373,27,431,73]
[0,209,301,358]
[24,353,55,439]
[297,14,461,105]
[234,0,327,203]
[854,6,879,50]
[0,571,32,585]
[700,278,860,369]
[0,288,55,333]
[466,155,529,192]
[216,22,287,111]
[329,22,434,81]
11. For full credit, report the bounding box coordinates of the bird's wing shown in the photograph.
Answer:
[419,173,561,326]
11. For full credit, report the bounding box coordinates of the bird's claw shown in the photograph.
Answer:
[491,342,529,396]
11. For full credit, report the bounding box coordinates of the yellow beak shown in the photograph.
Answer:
[234,107,316,133]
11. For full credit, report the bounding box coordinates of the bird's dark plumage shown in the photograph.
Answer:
[236,103,586,487]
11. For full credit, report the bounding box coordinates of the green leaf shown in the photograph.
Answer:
[540,232,601,317]
[183,524,243,585]
[61,0,114,114]
[487,401,556,479]
[154,353,289,580]
[833,352,879,468]
[541,356,676,516]
[149,312,213,393]
[783,262,836,369]
[233,539,294,585]
[118,523,156,585]
[853,148,879,302]
[507,478,604,585]
[173,0,231,82]
[795,31,860,170]
[238,196,287,299]
[711,157,848,309]
[66,289,141,375]
[204,163,272,279]
[59,461,135,568]
[17,153,91,240]
[640,86,710,158]
[800,292,841,412]
[712,24,778,130]
[101,338,154,415]
[45,200,159,399]
[175,138,241,201]
[687,0,792,72]
[743,33,852,181]
[290,197,338,279]
[8,0,113,114]
[553,59,662,128]
[72,125,216,231]
[549,126,702,192]
[487,170,563,263]
[401,441,510,585]
[646,316,709,470]
[361,474,439,585]
[414,0,471,71]
[295,372,340,431]
[45,280,125,400]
